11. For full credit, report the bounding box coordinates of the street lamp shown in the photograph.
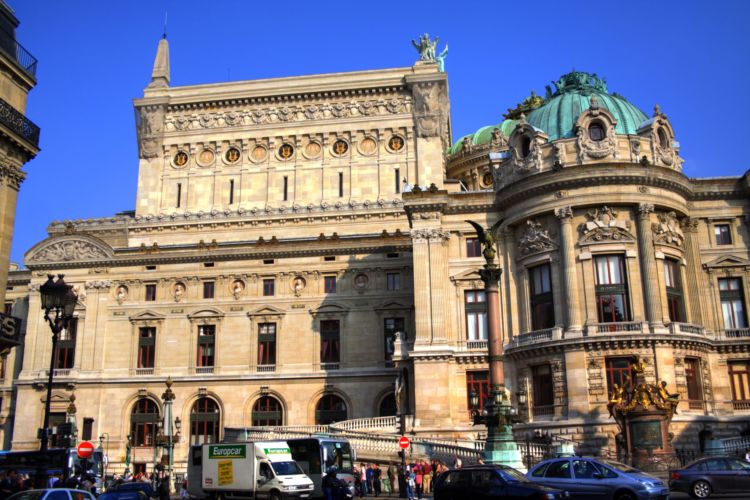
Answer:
[99,433,109,488]
[39,274,77,452]
[158,377,181,493]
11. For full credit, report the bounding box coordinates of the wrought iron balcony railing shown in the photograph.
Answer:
[0,27,37,77]
[0,97,40,147]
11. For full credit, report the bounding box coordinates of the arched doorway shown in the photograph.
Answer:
[252,396,283,426]
[378,393,397,417]
[315,394,347,425]
[130,398,160,446]
[190,397,220,444]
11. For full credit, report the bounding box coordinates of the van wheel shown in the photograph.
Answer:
[270,492,282,500]
[614,491,636,500]
[691,480,711,498]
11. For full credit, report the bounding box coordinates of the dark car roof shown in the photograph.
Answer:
[681,456,744,468]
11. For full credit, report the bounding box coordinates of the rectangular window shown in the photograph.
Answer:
[594,255,631,323]
[82,417,94,441]
[320,320,340,364]
[54,317,77,370]
[263,279,275,297]
[685,357,703,403]
[324,276,337,293]
[386,273,401,291]
[384,317,404,367]
[395,168,400,194]
[197,325,215,367]
[529,263,555,330]
[138,327,156,369]
[49,412,67,448]
[729,361,750,404]
[605,357,635,393]
[466,238,481,258]
[466,370,489,410]
[338,172,344,198]
[145,284,156,302]
[719,278,748,329]
[714,224,732,245]
[203,281,215,299]
[465,290,487,341]
[531,364,554,414]
[258,323,277,366]
[283,176,288,201]
[229,179,234,205]
[664,259,686,323]
[176,183,182,208]
[4,302,12,315]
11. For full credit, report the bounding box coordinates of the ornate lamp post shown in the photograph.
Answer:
[465,221,525,468]
[99,433,110,488]
[38,274,77,451]
[159,377,181,493]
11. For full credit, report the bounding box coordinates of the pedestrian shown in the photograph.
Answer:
[388,462,398,495]
[371,464,381,497]
[452,455,462,469]
[405,467,416,500]
[359,463,368,496]
[365,463,374,495]
[421,459,432,494]
[322,468,338,500]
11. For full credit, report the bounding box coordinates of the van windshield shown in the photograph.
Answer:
[322,442,354,472]
[272,461,305,476]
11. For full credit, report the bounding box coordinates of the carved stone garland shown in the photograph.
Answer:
[579,206,634,244]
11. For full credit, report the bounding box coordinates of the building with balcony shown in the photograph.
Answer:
[4,35,749,471]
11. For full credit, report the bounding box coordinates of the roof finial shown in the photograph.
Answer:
[653,104,662,117]
[148,31,170,89]
[163,12,168,39]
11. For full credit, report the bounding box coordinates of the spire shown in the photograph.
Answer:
[147,36,170,89]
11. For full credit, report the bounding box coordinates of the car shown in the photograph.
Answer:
[110,482,157,499]
[527,457,668,500]
[669,455,750,498]
[7,489,96,500]
[97,491,148,500]
[433,463,568,500]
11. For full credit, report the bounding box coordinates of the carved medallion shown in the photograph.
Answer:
[291,276,306,297]
[358,137,377,155]
[231,279,245,299]
[173,151,189,167]
[482,172,493,188]
[115,285,128,304]
[225,147,241,164]
[173,282,186,302]
[353,273,369,289]
[278,143,295,160]
[251,145,268,162]
[332,140,349,156]
[197,149,215,167]
[304,141,322,159]
[579,206,634,244]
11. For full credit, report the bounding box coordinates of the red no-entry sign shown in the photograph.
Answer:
[399,436,410,449]
[77,441,95,459]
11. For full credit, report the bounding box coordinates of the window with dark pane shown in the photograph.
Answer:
[197,324,215,367]
[263,279,275,297]
[714,224,732,245]
[258,323,276,366]
[252,396,283,426]
[464,290,487,340]
[719,278,748,329]
[320,320,340,364]
[466,370,489,410]
[190,397,220,445]
[594,255,631,323]
[664,258,686,323]
[203,281,215,299]
[54,317,77,369]
[145,284,156,301]
[383,317,404,367]
[324,276,337,293]
[138,327,156,369]
[529,263,555,330]
[130,398,159,446]
[466,237,481,258]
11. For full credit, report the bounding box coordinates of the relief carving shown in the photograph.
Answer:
[137,105,165,159]
[27,239,111,263]
[579,206,634,244]
[412,82,448,143]
[518,219,556,256]
[411,228,451,243]
[652,211,684,247]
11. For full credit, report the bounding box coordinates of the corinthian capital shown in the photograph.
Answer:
[638,203,655,218]
[554,206,573,220]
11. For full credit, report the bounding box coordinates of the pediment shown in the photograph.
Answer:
[450,269,483,282]
[703,255,750,270]
[129,310,166,323]
[374,301,412,312]
[247,305,286,318]
[25,234,114,266]
[187,308,225,320]
[309,302,349,317]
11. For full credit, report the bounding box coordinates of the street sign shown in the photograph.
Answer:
[398,436,410,449]
[0,312,21,346]
[77,441,95,459]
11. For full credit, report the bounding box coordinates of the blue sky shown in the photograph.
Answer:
[8,0,750,264]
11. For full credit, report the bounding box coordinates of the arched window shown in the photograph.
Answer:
[657,128,669,149]
[378,394,397,417]
[315,394,347,425]
[519,136,531,158]
[130,398,160,447]
[190,397,220,445]
[588,122,605,142]
[252,396,283,426]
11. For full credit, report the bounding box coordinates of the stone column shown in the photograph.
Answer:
[427,230,451,344]
[555,207,582,333]
[480,266,504,389]
[411,230,432,344]
[680,218,706,326]
[636,203,664,331]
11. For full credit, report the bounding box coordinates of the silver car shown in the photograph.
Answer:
[527,457,669,500]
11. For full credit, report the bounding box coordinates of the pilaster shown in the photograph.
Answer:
[555,206,582,332]
[680,218,706,326]
[636,203,665,331]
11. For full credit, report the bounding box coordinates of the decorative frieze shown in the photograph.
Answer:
[26,238,112,264]
[579,206,634,244]
[410,228,451,243]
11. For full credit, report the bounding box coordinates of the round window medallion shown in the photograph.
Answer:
[251,145,268,162]
[388,136,405,152]
[354,273,369,289]
[174,151,189,167]
[278,143,295,160]
[332,139,349,156]
[305,141,322,159]
[359,137,377,155]
[225,147,241,164]
[291,276,307,296]
[197,149,215,166]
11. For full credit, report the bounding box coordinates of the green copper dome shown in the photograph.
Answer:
[527,71,648,142]
[447,118,517,155]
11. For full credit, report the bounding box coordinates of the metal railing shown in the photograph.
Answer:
[134,368,154,376]
[732,400,750,411]
[669,323,706,336]
[195,366,214,374]
[686,399,706,411]
[0,97,40,147]
[592,321,644,334]
[531,405,555,417]
[320,362,340,371]
[256,365,276,373]
[721,328,750,339]
[0,27,37,77]
[466,340,488,350]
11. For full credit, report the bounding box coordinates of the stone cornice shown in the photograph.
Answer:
[25,233,414,271]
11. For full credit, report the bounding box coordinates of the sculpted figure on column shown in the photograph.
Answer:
[465,219,504,267]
